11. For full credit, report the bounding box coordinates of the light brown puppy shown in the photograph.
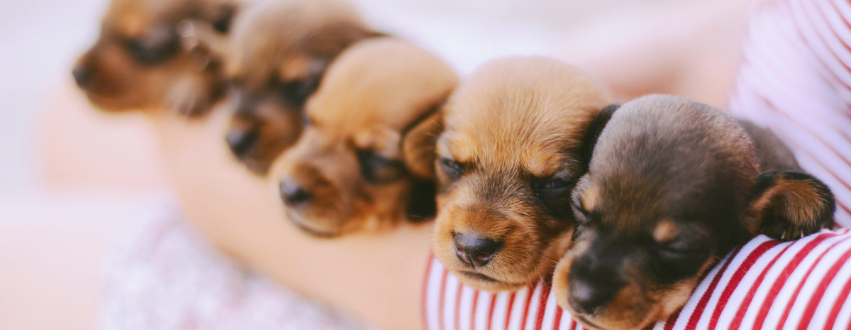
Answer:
[192,0,378,174]
[271,37,458,237]
[73,0,239,116]
[553,95,835,330]
[430,57,616,291]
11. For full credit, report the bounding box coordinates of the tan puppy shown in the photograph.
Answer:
[271,37,458,237]
[553,95,835,330]
[192,0,377,174]
[73,0,239,116]
[429,57,616,291]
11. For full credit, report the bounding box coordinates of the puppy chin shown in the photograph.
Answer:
[284,209,349,238]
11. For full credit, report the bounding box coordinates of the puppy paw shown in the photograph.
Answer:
[751,171,836,241]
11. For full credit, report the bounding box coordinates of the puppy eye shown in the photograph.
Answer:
[357,150,404,184]
[542,178,571,190]
[126,25,180,65]
[439,158,464,182]
[534,177,575,217]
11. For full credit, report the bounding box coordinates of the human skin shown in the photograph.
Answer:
[39,82,431,330]
[147,106,432,330]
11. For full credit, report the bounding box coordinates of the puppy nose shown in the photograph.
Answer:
[72,65,92,88]
[453,233,502,267]
[225,128,259,158]
[568,278,617,314]
[279,178,312,207]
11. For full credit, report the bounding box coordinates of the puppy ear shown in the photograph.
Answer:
[581,104,619,171]
[749,171,835,240]
[401,108,444,179]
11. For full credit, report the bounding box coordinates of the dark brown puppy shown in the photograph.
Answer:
[430,57,616,292]
[270,38,458,237]
[553,95,835,330]
[202,0,377,174]
[73,0,238,116]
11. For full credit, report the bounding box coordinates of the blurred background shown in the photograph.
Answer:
[0,0,750,329]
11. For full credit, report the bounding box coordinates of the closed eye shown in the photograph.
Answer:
[357,149,404,184]
[126,25,180,65]
[533,177,575,218]
[439,157,464,182]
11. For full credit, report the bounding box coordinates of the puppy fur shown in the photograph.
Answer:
[270,37,458,237]
[431,57,617,292]
[207,0,378,174]
[73,0,238,116]
[553,95,835,330]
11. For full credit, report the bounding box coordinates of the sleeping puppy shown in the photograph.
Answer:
[270,37,458,237]
[553,95,835,330]
[73,0,239,116]
[191,0,378,174]
[429,57,616,292]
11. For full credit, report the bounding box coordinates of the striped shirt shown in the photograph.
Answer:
[425,0,851,328]
[423,228,851,330]
[729,0,851,227]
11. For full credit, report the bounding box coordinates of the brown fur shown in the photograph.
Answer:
[193,0,378,174]
[269,38,458,236]
[73,0,239,115]
[431,57,616,291]
[553,95,835,330]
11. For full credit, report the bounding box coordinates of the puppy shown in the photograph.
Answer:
[195,0,378,174]
[73,0,239,116]
[271,37,458,237]
[429,57,617,292]
[553,95,835,330]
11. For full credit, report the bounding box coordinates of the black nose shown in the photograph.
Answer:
[226,128,259,158]
[568,277,618,314]
[279,178,312,207]
[72,65,92,88]
[453,233,501,267]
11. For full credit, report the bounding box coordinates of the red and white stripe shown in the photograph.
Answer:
[423,228,851,330]
[425,0,851,328]
[729,0,851,227]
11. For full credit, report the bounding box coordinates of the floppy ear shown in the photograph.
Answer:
[401,108,444,180]
[400,107,444,222]
[580,104,619,171]
[749,170,835,240]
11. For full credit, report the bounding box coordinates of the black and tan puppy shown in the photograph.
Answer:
[553,95,835,330]
[430,57,616,292]
[193,0,378,174]
[73,0,239,116]
[270,38,458,237]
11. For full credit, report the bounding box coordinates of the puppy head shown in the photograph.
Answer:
[553,95,835,330]
[221,0,376,174]
[271,38,458,237]
[73,0,238,115]
[431,57,616,292]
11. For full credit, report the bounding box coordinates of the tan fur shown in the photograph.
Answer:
[73,0,238,115]
[269,38,458,236]
[653,220,679,243]
[433,57,615,291]
[207,0,376,174]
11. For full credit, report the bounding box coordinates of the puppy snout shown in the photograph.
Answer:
[453,233,502,267]
[72,65,93,88]
[279,177,312,207]
[568,277,617,314]
[225,128,259,158]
